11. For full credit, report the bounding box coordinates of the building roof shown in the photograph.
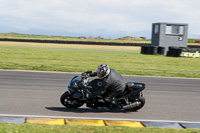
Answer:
[153,22,188,26]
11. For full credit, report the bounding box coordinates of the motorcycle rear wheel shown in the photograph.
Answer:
[60,91,84,108]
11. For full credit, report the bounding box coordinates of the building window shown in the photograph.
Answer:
[166,25,184,35]
[154,24,159,34]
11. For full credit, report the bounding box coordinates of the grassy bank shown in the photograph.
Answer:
[0,33,151,43]
[0,42,199,78]
[0,33,78,40]
[0,123,200,133]
[1,33,200,45]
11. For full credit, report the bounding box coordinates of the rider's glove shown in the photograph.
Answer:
[82,71,94,79]
[85,71,92,76]
[82,71,97,77]
[81,72,87,77]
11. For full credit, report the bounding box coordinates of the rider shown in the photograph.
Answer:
[83,64,126,111]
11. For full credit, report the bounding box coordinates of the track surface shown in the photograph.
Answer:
[0,70,200,122]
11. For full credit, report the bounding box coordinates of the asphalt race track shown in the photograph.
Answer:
[0,70,200,122]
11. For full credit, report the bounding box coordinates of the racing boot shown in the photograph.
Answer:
[109,99,121,112]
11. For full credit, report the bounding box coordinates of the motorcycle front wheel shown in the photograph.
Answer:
[60,91,84,108]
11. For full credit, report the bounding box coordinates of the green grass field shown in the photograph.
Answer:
[0,41,199,78]
[0,123,200,133]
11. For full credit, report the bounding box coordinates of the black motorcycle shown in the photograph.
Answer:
[60,73,145,111]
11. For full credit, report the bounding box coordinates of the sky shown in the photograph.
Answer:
[0,0,200,39]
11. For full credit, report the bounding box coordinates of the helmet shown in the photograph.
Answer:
[97,64,110,78]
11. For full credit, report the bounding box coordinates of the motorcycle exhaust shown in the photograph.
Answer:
[123,101,141,110]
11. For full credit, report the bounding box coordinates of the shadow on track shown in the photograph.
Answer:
[45,107,135,113]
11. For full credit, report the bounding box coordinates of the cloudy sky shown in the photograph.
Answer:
[0,0,200,39]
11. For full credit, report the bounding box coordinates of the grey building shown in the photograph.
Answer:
[151,22,188,54]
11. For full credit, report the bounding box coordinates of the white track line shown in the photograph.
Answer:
[0,114,200,124]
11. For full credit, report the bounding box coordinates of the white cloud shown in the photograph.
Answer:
[0,0,200,38]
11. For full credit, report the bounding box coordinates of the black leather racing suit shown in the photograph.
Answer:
[87,69,126,108]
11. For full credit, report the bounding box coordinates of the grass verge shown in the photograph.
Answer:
[0,42,200,78]
[0,41,141,52]
[0,123,200,133]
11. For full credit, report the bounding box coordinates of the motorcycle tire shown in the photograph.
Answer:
[60,91,84,108]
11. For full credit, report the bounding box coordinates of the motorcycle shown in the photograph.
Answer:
[60,73,145,111]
